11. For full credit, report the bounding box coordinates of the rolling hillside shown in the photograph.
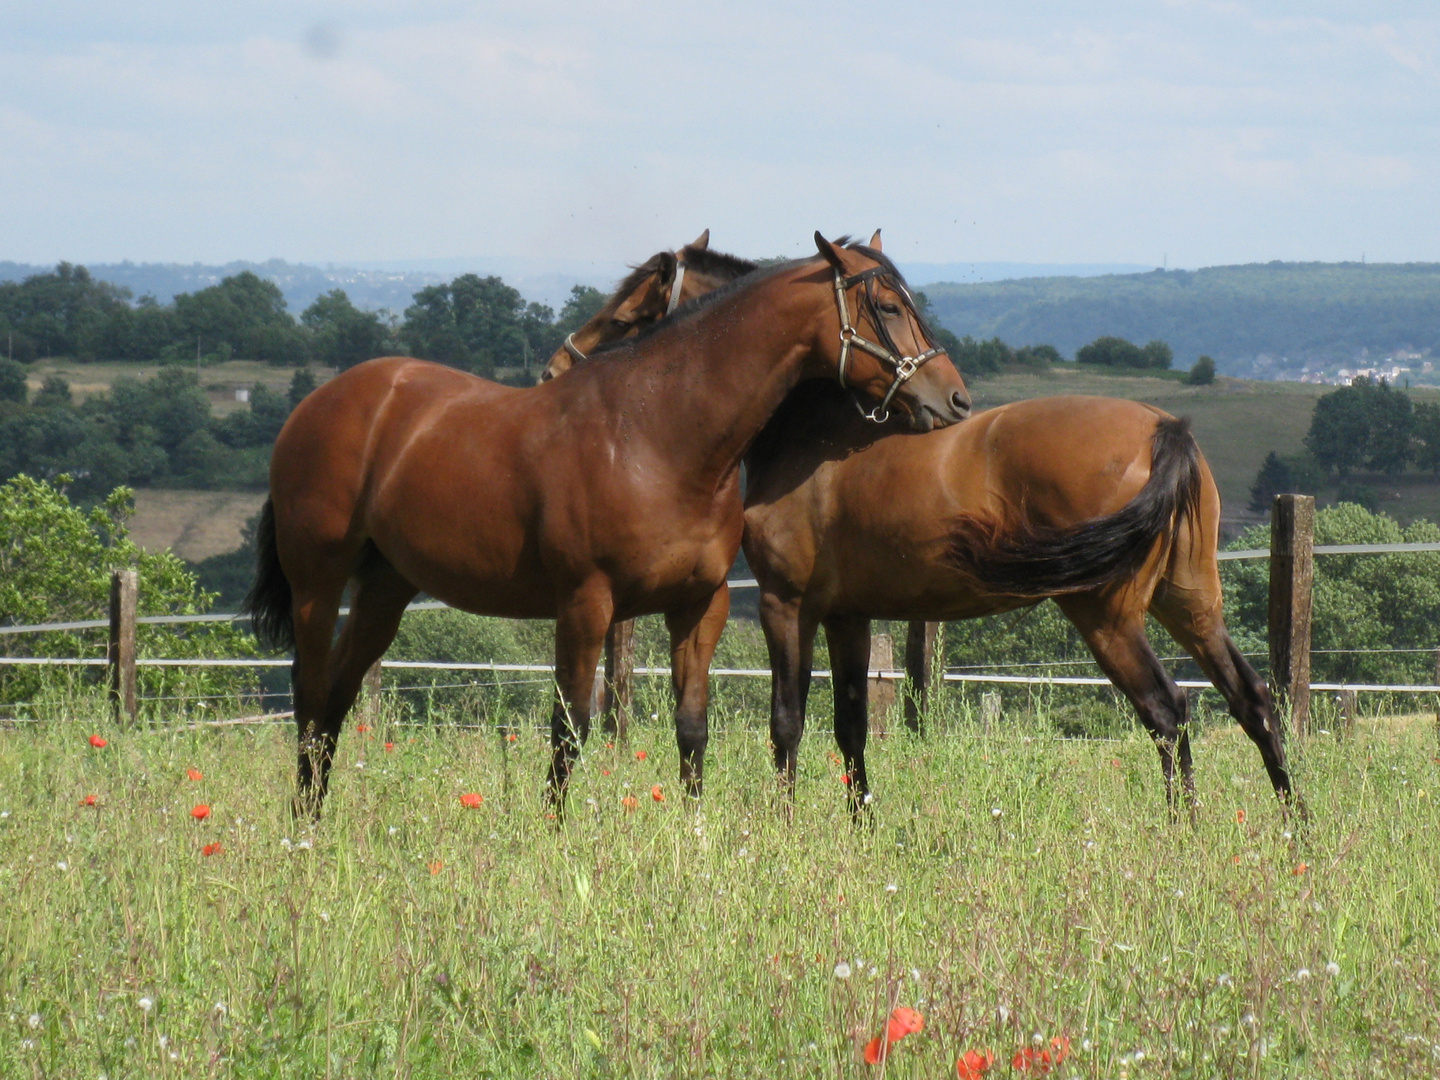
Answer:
[922,262,1440,378]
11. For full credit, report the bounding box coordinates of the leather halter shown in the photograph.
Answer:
[560,260,688,366]
[833,265,948,424]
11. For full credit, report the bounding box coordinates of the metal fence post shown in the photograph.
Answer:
[1268,494,1314,736]
[902,620,938,733]
[602,618,636,742]
[108,569,138,725]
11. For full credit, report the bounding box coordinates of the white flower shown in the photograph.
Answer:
[158,1035,169,1049]
[213,1001,227,1016]
[27,1013,40,1029]
[55,861,67,871]
[297,839,312,850]
[280,837,292,850]
[996,1005,1010,1024]
[832,962,852,979]
[137,997,153,1013]
[1296,967,1311,981]
[1081,1038,1094,1053]
[1133,1049,1147,1063]
[319,911,330,924]
[991,807,1002,818]
[388,826,398,836]
[1325,961,1340,977]
[1216,972,1233,988]
[885,882,898,894]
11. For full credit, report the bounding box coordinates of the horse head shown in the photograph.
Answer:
[541,230,748,381]
[812,231,971,432]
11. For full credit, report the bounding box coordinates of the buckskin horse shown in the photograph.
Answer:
[244,233,971,814]
[742,383,1296,817]
[552,245,1295,817]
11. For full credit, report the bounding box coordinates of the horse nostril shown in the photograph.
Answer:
[951,390,972,418]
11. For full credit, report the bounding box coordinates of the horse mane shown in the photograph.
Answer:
[944,416,1204,597]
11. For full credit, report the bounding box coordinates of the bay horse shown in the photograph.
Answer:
[540,229,756,382]
[741,383,1296,816]
[244,233,971,814]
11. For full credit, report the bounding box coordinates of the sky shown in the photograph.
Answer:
[3,1,1439,275]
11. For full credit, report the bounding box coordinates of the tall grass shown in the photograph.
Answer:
[1,694,1437,1077]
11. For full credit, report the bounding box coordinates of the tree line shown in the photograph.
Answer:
[0,262,606,378]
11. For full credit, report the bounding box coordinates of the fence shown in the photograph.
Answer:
[4,494,1440,734]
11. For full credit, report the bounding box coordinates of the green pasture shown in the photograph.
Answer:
[2,690,1438,1079]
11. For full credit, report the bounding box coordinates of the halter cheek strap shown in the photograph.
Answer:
[562,260,688,367]
[833,267,948,424]
[562,333,587,364]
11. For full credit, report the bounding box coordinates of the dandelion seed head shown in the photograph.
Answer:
[832,962,852,979]
[138,997,153,1012]
[1325,961,1340,977]
[1296,967,1311,981]
[27,1013,40,1029]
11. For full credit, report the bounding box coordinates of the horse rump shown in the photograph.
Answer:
[945,415,1202,597]
[241,497,295,652]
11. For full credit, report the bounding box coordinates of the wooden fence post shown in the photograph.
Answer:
[602,618,636,742]
[1336,688,1358,738]
[868,632,895,736]
[1268,494,1314,737]
[360,659,383,727]
[108,569,138,725]
[902,620,939,733]
[980,690,1002,735]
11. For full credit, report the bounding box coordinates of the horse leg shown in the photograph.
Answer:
[758,591,819,794]
[824,613,873,817]
[546,586,613,807]
[665,585,730,798]
[303,551,417,813]
[1056,593,1196,819]
[290,573,348,820]
[1150,592,1297,810]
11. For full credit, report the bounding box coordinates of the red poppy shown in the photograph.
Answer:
[202,842,223,857]
[190,804,211,821]
[384,742,395,752]
[356,723,370,733]
[601,768,611,776]
[80,794,97,807]
[863,1007,924,1064]
[89,734,107,748]
[1292,862,1308,876]
[506,733,518,743]
[635,750,647,761]
[459,793,483,809]
[1235,808,1245,824]
[1111,758,1122,768]
[651,785,664,803]
[605,742,614,749]
[621,795,638,812]
[187,768,203,781]
[841,774,851,785]
[1012,1037,1070,1074]
[428,860,443,874]
[956,1048,996,1079]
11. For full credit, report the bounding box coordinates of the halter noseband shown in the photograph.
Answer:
[560,260,688,366]
[833,265,948,424]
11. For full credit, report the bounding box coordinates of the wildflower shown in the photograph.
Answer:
[621,795,638,812]
[138,997,153,1012]
[1325,961,1340,977]
[506,733,518,743]
[863,1007,924,1064]
[833,962,852,979]
[202,843,223,857]
[1295,967,1311,981]
[80,794,97,807]
[601,768,612,776]
[190,805,211,821]
[428,860,443,875]
[384,742,395,752]
[356,723,370,733]
[651,785,664,803]
[841,774,851,785]
[956,1048,995,1079]
[89,734,108,748]
[296,838,312,850]
[991,807,1002,818]
[27,1013,40,1030]
[1012,1036,1070,1073]
[635,750,647,760]
[55,860,67,871]
[459,793,483,809]
[1292,862,1308,876]
[1235,809,1245,824]
[605,742,614,749]
[1111,758,1122,768]
[186,768,203,781]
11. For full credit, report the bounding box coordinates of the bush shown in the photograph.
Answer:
[1185,355,1216,385]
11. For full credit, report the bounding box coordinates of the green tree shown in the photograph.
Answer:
[1141,339,1174,369]
[301,289,394,370]
[1412,401,1440,475]
[1247,451,1292,511]
[289,367,317,408]
[1305,376,1413,476]
[1076,335,1147,368]
[0,358,26,403]
[1185,355,1216,385]
[555,285,607,338]
[0,475,257,705]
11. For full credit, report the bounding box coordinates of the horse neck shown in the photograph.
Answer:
[620,266,826,489]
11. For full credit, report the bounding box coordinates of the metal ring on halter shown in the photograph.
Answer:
[562,333,587,364]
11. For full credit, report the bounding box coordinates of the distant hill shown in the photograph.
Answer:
[921,262,1440,378]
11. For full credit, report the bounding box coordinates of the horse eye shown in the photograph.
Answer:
[610,318,632,330]
[879,303,902,317]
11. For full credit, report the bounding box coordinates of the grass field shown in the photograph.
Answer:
[128,490,268,562]
[25,360,334,417]
[2,694,1437,1078]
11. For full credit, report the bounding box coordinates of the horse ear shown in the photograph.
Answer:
[655,250,678,285]
[814,232,848,271]
[868,229,882,251]
[689,228,710,252]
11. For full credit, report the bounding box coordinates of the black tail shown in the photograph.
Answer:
[241,498,294,652]
[946,415,1203,597]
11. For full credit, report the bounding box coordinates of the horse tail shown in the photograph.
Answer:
[945,415,1203,597]
[241,498,295,652]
